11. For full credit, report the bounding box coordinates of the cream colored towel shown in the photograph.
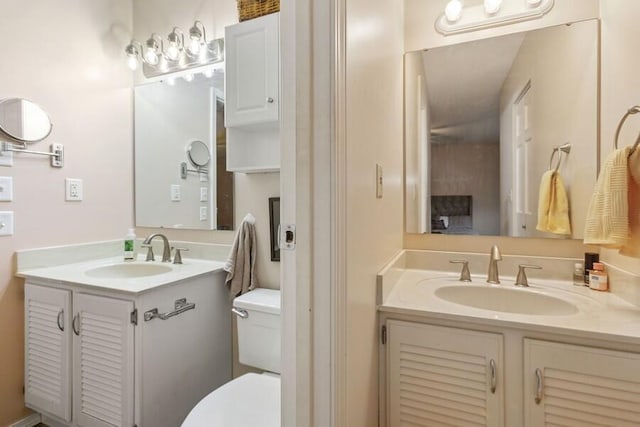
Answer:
[584,147,640,257]
[536,170,572,235]
[224,213,258,299]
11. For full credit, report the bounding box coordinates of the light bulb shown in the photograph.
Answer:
[188,38,201,56]
[183,73,194,82]
[144,49,159,65]
[445,0,463,23]
[127,56,139,71]
[166,44,180,61]
[484,0,501,14]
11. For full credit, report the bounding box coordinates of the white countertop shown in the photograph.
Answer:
[18,256,226,294]
[381,269,640,344]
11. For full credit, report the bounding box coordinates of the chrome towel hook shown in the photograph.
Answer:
[548,143,571,172]
[614,105,640,157]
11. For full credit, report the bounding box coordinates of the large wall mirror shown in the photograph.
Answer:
[405,19,599,239]
[134,69,234,230]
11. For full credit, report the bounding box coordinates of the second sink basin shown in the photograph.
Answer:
[85,262,173,279]
[434,285,579,316]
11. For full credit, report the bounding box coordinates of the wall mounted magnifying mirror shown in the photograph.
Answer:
[135,69,233,230]
[0,98,52,143]
[187,140,210,169]
[405,19,599,239]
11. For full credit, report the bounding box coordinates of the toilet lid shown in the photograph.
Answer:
[181,373,280,427]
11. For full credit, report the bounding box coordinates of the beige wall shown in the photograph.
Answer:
[345,0,405,425]
[403,0,601,259]
[0,1,134,424]
[599,0,640,275]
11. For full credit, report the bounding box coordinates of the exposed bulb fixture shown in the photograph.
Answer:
[484,0,501,15]
[445,0,463,23]
[143,34,163,66]
[125,21,223,78]
[188,21,206,56]
[166,28,184,61]
[124,41,141,71]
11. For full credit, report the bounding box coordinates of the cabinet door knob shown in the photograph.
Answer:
[267,97,274,104]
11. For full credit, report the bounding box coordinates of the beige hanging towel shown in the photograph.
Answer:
[584,147,640,257]
[224,213,258,298]
[536,170,572,235]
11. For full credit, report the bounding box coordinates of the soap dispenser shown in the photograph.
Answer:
[124,228,136,261]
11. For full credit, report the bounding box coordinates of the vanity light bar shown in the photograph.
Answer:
[125,22,224,79]
[436,0,554,36]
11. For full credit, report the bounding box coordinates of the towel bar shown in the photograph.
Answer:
[144,298,195,321]
[614,106,640,157]
[548,143,571,172]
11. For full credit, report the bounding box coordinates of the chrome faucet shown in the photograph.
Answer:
[487,245,502,284]
[142,233,172,262]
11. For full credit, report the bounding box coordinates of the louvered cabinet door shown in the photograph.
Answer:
[524,339,640,426]
[387,321,504,427]
[24,283,72,421]
[73,294,134,427]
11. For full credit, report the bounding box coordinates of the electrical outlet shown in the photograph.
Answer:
[171,184,181,201]
[199,206,207,221]
[200,187,208,202]
[0,211,14,236]
[65,178,83,201]
[0,177,13,201]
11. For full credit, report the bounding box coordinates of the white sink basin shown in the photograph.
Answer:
[434,285,579,316]
[84,263,173,279]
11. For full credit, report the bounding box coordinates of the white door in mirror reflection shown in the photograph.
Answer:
[513,84,534,237]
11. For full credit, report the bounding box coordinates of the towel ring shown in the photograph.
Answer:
[614,105,640,157]
[548,143,571,173]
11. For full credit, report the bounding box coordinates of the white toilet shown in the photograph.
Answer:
[182,288,281,427]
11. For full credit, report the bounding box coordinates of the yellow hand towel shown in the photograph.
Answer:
[536,170,572,235]
[621,148,640,257]
[583,147,639,256]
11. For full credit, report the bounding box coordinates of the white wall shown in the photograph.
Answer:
[345,0,405,425]
[599,0,640,275]
[0,1,134,424]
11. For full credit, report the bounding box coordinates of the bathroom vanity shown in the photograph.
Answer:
[378,250,640,427]
[18,245,231,427]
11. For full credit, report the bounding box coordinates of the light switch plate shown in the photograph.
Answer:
[0,177,13,201]
[199,206,208,221]
[0,211,14,236]
[65,178,83,201]
[0,150,13,167]
[171,184,181,201]
[200,187,208,202]
[376,164,383,199]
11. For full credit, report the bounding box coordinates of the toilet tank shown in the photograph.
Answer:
[233,288,281,374]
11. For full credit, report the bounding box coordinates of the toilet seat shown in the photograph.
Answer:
[181,373,280,427]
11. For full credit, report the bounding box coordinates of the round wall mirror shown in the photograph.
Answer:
[0,98,53,143]
[187,140,210,168]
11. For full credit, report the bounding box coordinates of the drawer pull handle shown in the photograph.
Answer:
[490,359,497,394]
[144,298,195,321]
[72,313,80,336]
[535,368,544,404]
[57,309,64,332]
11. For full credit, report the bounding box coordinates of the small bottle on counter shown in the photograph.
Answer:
[584,252,599,284]
[124,228,136,261]
[589,262,609,292]
[573,262,585,286]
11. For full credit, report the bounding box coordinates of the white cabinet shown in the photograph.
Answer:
[524,339,640,426]
[224,13,280,173]
[386,321,504,427]
[225,13,279,127]
[25,285,72,422]
[72,293,134,427]
[24,270,231,427]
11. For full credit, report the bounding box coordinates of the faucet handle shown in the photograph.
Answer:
[141,244,155,262]
[515,264,542,287]
[172,247,189,265]
[449,260,472,282]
